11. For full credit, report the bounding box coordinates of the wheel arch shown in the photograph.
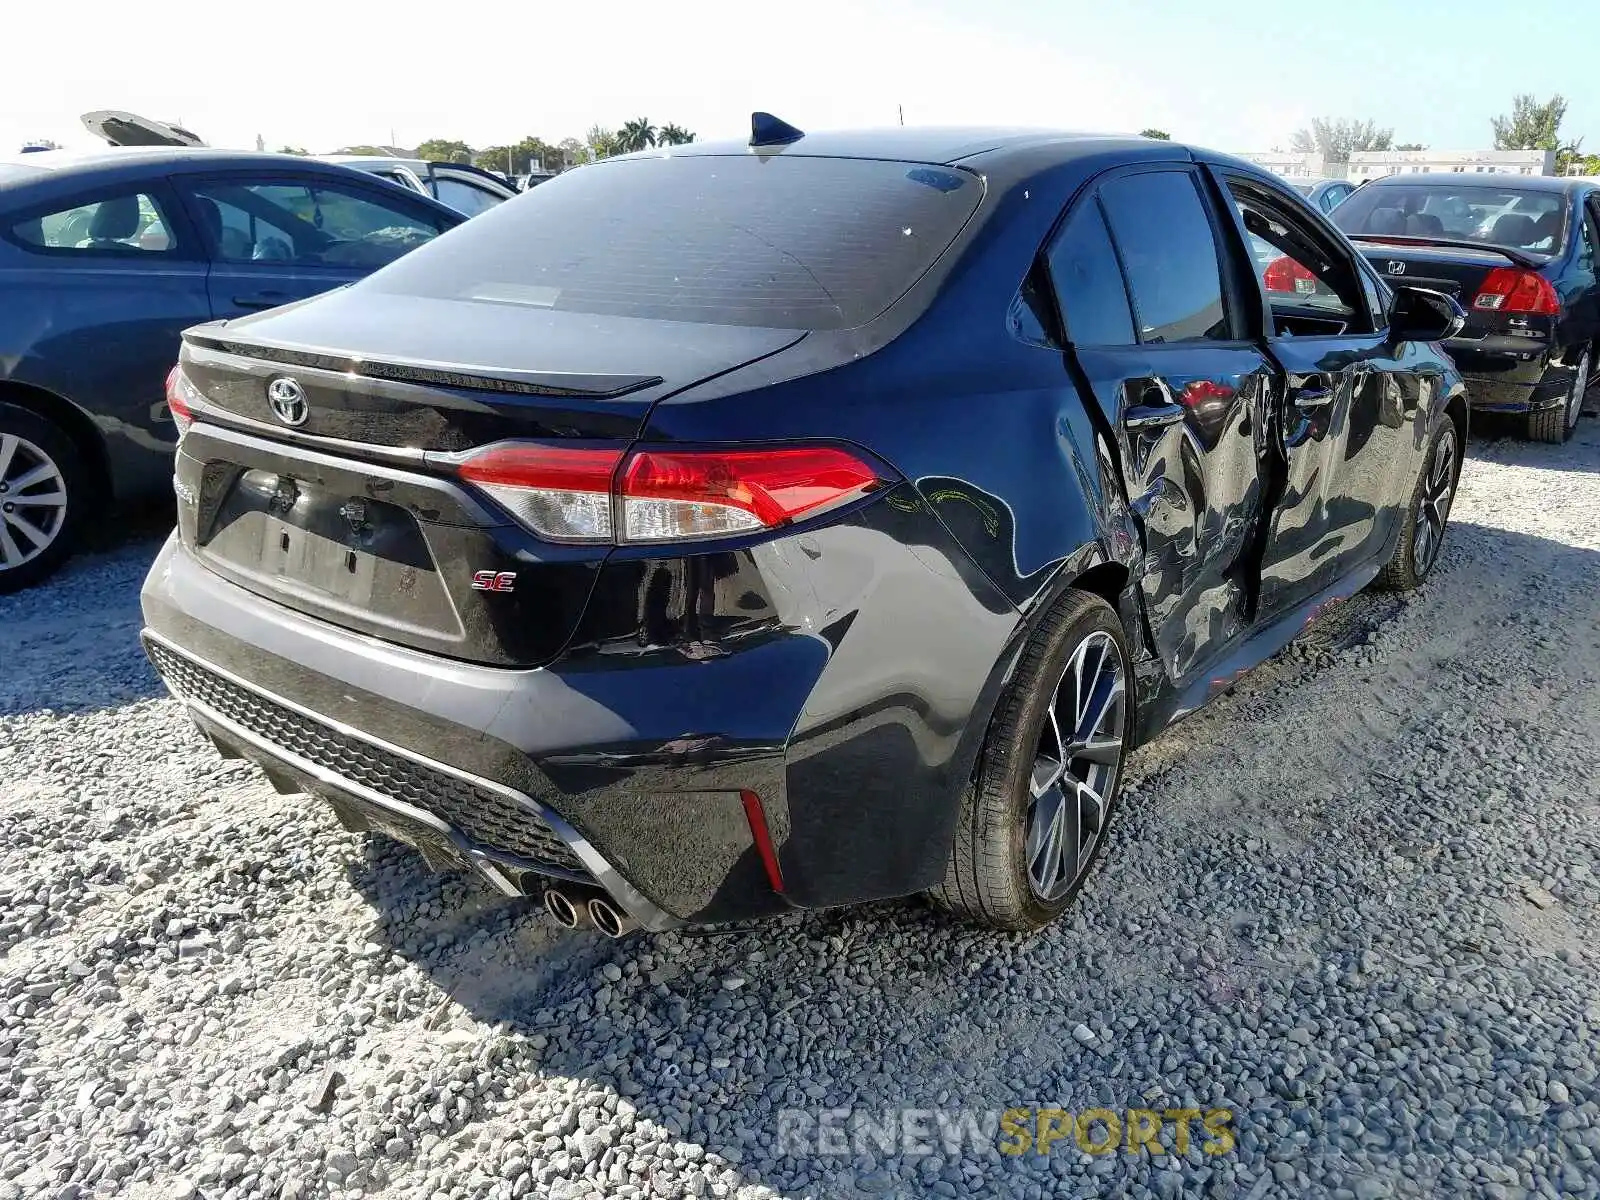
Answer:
[941,551,1138,845]
[1444,388,1468,455]
[0,380,113,510]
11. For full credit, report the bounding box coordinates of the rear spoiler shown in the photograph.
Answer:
[1348,235,1541,270]
[183,331,662,399]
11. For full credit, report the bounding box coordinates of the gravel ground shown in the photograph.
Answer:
[3,420,1598,1200]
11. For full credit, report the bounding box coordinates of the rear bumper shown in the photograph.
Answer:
[140,490,1019,927]
[1454,351,1576,414]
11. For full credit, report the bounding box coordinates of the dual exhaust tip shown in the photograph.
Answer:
[543,887,636,938]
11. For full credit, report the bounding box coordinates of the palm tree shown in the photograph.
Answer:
[615,118,658,154]
[657,124,696,147]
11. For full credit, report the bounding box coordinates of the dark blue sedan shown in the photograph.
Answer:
[0,148,463,589]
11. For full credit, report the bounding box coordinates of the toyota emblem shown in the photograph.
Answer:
[266,377,309,426]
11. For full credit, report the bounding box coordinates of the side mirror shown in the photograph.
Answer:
[1388,285,1466,343]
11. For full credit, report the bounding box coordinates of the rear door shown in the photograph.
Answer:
[1212,169,1423,616]
[172,172,453,316]
[1565,194,1600,354]
[1046,165,1277,683]
[1,181,210,466]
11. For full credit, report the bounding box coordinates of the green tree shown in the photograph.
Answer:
[585,125,618,160]
[1491,94,1582,172]
[474,136,558,176]
[615,118,658,153]
[1290,118,1394,157]
[276,145,309,156]
[1139,128,1170,141]
[558,136,589,165]
[1492,94,1567,150]
[657,124,696,146]
[332,144,392,157]
[415,138,474,164]
[1394,143,1426,152]
[1568,153,1600,177]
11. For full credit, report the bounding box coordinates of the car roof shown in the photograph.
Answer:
[0,146,381,190]
[323,155,428,172]
[1359,172,1582,194]
[615,126,1158,167]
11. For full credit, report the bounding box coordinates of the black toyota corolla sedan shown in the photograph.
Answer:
[141,121,1468,935]
[1332,173,1600,442]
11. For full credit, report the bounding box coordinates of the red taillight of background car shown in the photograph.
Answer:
[165,365,196,437]
[456,443,888,544]
[1471,268,1561,315]
[1263,256,1318,295]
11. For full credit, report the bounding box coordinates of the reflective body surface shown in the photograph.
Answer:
[141,130,1467,930]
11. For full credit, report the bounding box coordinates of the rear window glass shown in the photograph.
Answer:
[1334,184,1567,254]
[367,155,983,330]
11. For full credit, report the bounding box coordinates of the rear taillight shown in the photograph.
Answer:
[457,444,624,542]
[165,365,196,437]
[455,443,888,544]
[620,447,882,542]
[1472,268,1560,315]
[1263,256,1318,295]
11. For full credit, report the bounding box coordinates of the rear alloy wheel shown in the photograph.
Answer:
[933,589,1132,931]
[0,404,84,594]
[1528,349,1589,443]
[1375,419,1458,591]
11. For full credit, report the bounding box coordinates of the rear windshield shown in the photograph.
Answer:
[367,154,982,330]
[1333,183,1567,254]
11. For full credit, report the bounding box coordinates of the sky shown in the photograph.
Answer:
[5,0,1599,158]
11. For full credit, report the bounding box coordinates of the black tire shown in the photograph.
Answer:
[1527,348,1589,443]
[0,402,86,594]
[932,589,1133,931]
[1374,418,1459,592]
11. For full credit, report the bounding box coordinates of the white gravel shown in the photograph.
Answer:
[2,420,1598,1200]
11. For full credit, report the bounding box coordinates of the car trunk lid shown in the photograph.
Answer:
[1351,237,1560,343]
[174,291,804,666]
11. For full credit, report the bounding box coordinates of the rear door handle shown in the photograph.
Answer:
[232,291,291,309]
[1125,403,1186,429]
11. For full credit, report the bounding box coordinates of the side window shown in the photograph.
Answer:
[1579,203,1598,272]
[10,191,176,255]
[1043,200,1135,346]
[1097,171,1231,344]
[1226,179,1369,334]
[187,179,442,268]
[432,177,505,218]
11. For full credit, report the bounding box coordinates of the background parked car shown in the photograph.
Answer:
[1333,174,1600,441]
[323,156,518,216]
[1290,177,1356,214]
[0,148,463,590]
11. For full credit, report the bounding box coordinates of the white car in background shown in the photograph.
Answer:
[321,156,518,216]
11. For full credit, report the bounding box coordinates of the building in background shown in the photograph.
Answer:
[1235,148,1555,183]
[1347,149,1554,179]
[1235,151,1328,180]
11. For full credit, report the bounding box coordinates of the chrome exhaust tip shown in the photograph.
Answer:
[587,896,638,939]
[543,888,587,929]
